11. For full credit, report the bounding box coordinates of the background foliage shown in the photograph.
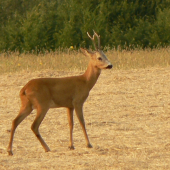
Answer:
[0,0,170,53]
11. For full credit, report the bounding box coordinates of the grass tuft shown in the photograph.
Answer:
[0,48,170,74]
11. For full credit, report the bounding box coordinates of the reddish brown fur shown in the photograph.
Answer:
[7,32,112,155]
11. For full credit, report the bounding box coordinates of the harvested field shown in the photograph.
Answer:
[1,67,170,169]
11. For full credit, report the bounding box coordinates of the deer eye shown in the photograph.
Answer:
[98,57,102,61]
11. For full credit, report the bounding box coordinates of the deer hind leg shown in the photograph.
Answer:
[67,108,74,149]
[74,104,92,148]
[31,106,50,152]
[7,99,33,156]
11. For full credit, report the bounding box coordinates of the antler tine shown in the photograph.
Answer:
[87,32,94,40]
[93,30,101,50]
[87,32,98,50]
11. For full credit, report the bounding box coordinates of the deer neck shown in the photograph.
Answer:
[83,61,101,90]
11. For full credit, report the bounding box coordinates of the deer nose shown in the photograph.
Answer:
[106,64,113,69]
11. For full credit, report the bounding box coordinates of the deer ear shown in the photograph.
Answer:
[80,48,93,57]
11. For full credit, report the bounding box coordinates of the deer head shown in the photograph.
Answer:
[81,30,112,69]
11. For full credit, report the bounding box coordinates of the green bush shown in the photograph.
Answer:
[0,0,170,53]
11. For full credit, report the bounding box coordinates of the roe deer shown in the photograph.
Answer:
[7,31,112,155]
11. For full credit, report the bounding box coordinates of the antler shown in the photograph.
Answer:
[93,30,101,50]
[87,30,101,50]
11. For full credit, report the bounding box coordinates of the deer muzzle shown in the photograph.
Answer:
[106,64,113,69]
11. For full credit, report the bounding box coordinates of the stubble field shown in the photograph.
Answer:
[0,49,170,169]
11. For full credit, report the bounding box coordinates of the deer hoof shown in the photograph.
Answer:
[87,143,93,148]
[68,146,75,150]
[45,149,51,152]
[8,150,13,156]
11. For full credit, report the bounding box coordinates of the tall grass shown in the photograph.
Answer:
[0,50,87,74]
[0,48,170,75]
[109,47,170,69]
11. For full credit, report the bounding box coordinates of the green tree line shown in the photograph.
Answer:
[0,0,170,53]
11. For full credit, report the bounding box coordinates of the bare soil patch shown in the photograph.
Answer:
[1,68,170,169]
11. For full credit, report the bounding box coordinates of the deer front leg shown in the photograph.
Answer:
[67,108,74,150]
[74,103,92,148]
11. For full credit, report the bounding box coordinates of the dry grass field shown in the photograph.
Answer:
[1,49,170,169]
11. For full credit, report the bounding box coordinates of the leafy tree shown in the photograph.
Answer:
[0,0,170,52]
